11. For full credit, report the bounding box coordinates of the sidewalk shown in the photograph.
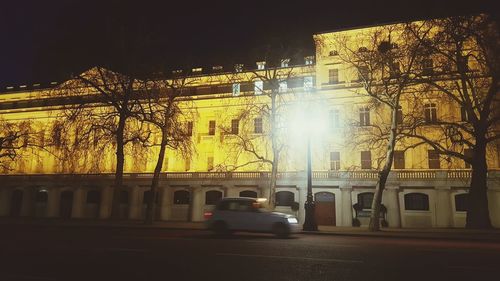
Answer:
[2,218,499,242]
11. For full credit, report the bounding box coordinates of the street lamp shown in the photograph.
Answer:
[287,95,327,231]
[303,134,318,231]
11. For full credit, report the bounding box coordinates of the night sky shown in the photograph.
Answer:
[0,0,495,88]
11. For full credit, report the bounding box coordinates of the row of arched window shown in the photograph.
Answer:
[357,192,468,211]
[26,189,470,211]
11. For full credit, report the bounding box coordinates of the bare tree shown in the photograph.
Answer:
[218,50,310,208]
[133,76,193,224]
[55,67,149,218]
[402,15,500,228]
[0,118,32,170]
[329,24,425,231]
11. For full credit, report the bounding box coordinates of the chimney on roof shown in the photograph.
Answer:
[256,61,266,70]
[192,67,202,75]
[234,64,244,72]
[304,56,315,65]
[212,65,223,73]
[280,58,290,68]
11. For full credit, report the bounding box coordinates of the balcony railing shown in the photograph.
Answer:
[3,169,497,181]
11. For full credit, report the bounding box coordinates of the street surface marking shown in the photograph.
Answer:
[216,253,363,264]
[2,274,57,280]
[103,248,148,253]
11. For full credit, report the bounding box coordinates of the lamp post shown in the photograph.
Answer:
[302,110,318,231]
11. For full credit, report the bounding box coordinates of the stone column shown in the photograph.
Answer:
[71,187,86,218]
[488,188,500,228]
[340,185,353,227]
[159,186,172,221]
[225,185,239,198]
[297,185,306,225]
[20,187,35,217]
[384,186,401,228]
[99,185,113,219]
[129,186,142,220]
[0,188,12,216]
[435,186,452,227]
[190,186,204,222]
[47,187,60,218]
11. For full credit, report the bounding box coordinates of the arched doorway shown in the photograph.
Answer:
[314,192,336,226]
[10,190,23,217]
[60,191,74,219]
[86,190,101,218]
[239,190,258,198]
[35,190,49,217]
[119,190,129,219]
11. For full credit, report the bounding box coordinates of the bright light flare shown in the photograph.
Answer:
[287,101,329,142]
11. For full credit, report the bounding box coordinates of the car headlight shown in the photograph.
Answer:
[287,217,298,224]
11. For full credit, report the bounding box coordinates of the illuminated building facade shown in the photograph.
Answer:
[1,19,499,228]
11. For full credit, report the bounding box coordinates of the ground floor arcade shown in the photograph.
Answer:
[1,170,499,228]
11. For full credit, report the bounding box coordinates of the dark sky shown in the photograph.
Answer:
[0,0,495,88]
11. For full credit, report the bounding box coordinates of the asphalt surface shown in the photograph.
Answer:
[0,226,499,281]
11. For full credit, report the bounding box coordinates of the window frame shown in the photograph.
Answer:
[428,150,440,169]
[359,107,370,126]
[208,120,216,136]
[404,193,430,211]
[361,151,372,169]
[330,151,340,170]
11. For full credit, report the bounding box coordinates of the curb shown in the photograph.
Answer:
[300,230,500,243]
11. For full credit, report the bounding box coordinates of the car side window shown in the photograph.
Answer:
[238,201,254,212]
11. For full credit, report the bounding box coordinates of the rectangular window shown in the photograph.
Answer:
[460,106,469,122]
[232,83,240,96]
[428,150,440,169]
[394,151,405,169]
[422,59,434,76]
[256,61,265,70]
[208,120,216,136]
[359,107,370,126]
[186,121,193,136]
[396,106,403,124]
[389,62,401,78]
[464,148,473,168]
[330,152,340,170]
[328,69,339,84]
[304,76,313,91]
[207,156,214,171]
[231,119,239,135]
[357,66,369,81]
[254,80,263,95]
[279,81,287,93]
[330,109,340,130]
[424,103,437,123]
[254,118,263,134]
[185,158,191,171]
[361,151,371,169]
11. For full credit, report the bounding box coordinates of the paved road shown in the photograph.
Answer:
[0,226,499,281]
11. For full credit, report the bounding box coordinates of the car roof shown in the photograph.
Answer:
[220,197,257,201]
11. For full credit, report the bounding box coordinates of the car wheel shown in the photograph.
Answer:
[272,223,290,238]
[213,221,230,236]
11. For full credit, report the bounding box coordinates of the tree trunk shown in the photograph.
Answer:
[111,114,126,219]
[466,137,492,229]
[268,160,278,210]
[369,106,398,231]
[145,133,167,225]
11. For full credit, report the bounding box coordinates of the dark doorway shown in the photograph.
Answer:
[60,191,74,219]
[314,192,336,226]
[10,190,23,217]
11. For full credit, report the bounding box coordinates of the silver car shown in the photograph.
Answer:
[204,197,300,238]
